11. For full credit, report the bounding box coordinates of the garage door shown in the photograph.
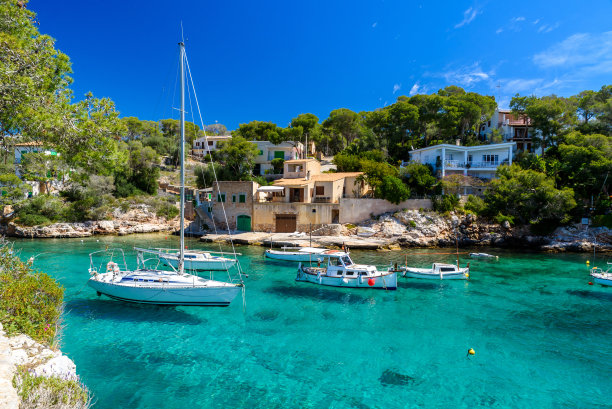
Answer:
[275,214,297,233]
[237,215,251,232]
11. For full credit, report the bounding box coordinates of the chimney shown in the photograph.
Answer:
[306,170,310,180]
[455,139,461,146]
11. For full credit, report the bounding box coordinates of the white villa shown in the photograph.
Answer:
[192,135,232,157]
[252,141,303,176]
[480,109,542,154]
[408,142,516,180]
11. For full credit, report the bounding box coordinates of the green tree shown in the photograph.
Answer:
[485,164,576,226]
[215,136,259,179]
[399,162,437,195]
[0,173,29,205]
[378,175,410,204]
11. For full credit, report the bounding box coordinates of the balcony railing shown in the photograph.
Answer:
[444,160,502,169]
[312,196,332,203]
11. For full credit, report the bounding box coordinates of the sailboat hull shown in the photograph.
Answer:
[87,272,242,306]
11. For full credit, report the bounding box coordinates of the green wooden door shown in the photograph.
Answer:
[237,215,251,232]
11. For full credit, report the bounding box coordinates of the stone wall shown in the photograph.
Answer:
[339,198,433,224]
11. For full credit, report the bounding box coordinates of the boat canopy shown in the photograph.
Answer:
[257,186,285,192]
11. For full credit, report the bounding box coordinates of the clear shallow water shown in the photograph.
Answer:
[9,234,612,409]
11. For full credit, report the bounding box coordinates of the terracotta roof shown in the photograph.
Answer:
[312,172,363,182]
[284,158,318,164]
[273,178,313,187]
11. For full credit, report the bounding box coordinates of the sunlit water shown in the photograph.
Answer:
[9,234,612,409]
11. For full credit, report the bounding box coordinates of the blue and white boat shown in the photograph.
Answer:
[296,251,397,290]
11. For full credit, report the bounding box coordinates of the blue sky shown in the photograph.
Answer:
[33,0,612,130]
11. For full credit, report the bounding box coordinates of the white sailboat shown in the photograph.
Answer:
[87,41,244,306]
[296,251,397,290]
[152,248,237,271]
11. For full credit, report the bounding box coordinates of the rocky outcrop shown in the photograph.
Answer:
[1,205,180,238]
[352,209,612,252]
[0,323,84,409]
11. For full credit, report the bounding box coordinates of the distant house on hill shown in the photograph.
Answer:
[408,141,516,180]
[252,141,303,176]
[480,109,541,154]
[192,135,232,157]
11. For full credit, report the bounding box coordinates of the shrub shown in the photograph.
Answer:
[0,245,64,345]
[16,195,65,225]
[18,214,52,226]
[376,175,410,204]
[432,194,459,213]
[592,214,612,229]
[494,212,514,226]
[408,220,417,228]
[13,367,90,409]
[464,195,486,214]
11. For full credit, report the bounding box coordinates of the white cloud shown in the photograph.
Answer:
[496,28,503,34]
[533,31,612,72]
[442,62,492,87]
[409,83,419,96]
[454,7,479,28]
[537,22,560,33]
[372,22,378,28]
[502,78,543,94]
[533,19,540,25]
[511,16,525,22]
[393,83,401,94]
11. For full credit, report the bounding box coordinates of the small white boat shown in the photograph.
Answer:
[296,251,397,289]
[356,226,376,237]
[395,263,469,280]
[265,247,329,262]
[469,252,498,260]
[155,249,237,271]
[590,264,612,287]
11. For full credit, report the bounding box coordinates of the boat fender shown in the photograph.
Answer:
[467,348,475,358]
[588,281,593,285]
[368,278,375,286]
[342,278,348,284]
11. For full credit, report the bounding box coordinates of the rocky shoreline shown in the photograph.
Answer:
[0,205,179,239]
[0,323,83,409]
[203,210,612,253]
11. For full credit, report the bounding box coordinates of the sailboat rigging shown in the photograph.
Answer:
[86,41,244,306]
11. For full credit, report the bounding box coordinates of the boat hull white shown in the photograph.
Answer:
[402,268,468,280]
[161,255,237,271]
[265,249,324,262]
[296,268,397,290]
[87,272,241,306]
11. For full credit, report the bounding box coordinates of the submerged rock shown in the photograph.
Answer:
[379,369,416,386]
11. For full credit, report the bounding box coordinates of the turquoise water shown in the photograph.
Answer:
[9,235,612,409]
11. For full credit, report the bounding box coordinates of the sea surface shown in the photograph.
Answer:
[9,234,612,409]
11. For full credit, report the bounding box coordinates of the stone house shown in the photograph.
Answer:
[192,135,232,157]
[252,141,303,176]
[209,181,259,231]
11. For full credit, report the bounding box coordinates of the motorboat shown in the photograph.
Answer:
[590,264,612,287]
[296,250,397,289]
[393,262,469,280]
[265,247,329,262]
[469,252,498,260]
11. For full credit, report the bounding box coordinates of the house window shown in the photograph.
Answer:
[232,194,237,203]
[217,193,226,202]
[468,155,472,162]
[195,141,200,147]
[488,120,491,127]
[258,150,263,156]
[208,141,213,146]
[239,194,246,203]
[274,151,284,159]
[315,186,324,195]
[482,154,499,164]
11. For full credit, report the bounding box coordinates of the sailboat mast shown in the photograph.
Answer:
[179,41,186,274]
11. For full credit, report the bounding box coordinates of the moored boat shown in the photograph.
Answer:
[590,264,612,287]
[296,251,397,289]
[154,249,237,270]
[393,263,469,280]
[265,247,329,262]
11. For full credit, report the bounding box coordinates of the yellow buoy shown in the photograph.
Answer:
[586,260,590,265]
[468,348,475,356]
[465,273,470,279]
